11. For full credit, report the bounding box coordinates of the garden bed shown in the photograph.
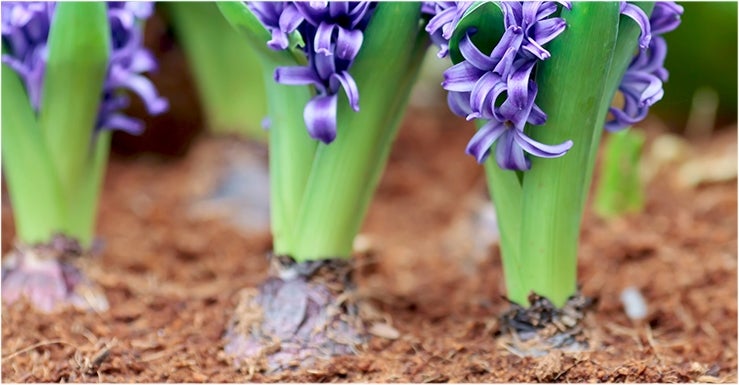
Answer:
[2,107,736,382]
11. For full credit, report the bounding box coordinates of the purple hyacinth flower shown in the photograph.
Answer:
[501,1,570,61]
[606,1,683,131]
[422,1,471,58]
[248,1,375,143]
[465,79,571,170]
[437,1,571,171]
[1,2,52,111]
[246,2,303,50]
[1,2,167,135]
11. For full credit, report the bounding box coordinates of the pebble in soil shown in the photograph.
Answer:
[223,256,368,373]
[498,291,594,357]
[1,234,108,313]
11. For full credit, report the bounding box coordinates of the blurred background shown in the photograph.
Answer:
[111,2,738,157]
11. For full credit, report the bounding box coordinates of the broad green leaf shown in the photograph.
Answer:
[517,2,621,307]
[2,59,65,243]
[593,129,646,218]
[164,2,267,139]
[290,2,427,260]
[38,2,110,199]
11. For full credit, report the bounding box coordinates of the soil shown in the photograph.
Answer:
[2,107,737,382]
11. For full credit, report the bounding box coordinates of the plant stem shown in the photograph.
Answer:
[290,3,425,261]
[518,3,621,307]
[163,2,267,140]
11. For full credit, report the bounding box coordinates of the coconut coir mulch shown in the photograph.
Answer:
[2,108,736,382]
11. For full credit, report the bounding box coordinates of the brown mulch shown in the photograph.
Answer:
[2,108,736,382]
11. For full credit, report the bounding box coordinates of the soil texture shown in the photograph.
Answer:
[2,108,736,382]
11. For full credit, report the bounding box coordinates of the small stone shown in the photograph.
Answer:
[368,322,400,340]
[620,286,648,320]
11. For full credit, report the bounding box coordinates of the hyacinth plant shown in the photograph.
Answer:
[162,2,267,139]
[427,1,682,345]
[217,1,428,370]
[2,2,166,312]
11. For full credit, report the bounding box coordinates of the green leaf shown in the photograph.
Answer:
[2,58,65,244]
[38,2,110,201]
[163,2,267,139]
[290,2,427,261]
[517,2,621,307]
[584,2,654,192]
[263,65,317,256]
[593,129,646,218]
[448,1,505,64]
[67,131,111,247]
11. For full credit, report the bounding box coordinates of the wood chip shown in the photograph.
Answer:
[369,323,400,340]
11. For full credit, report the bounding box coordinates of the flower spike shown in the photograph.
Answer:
[431,1,571,170]
[606,1,683,131]
[1,1,167,135]
[248,1,375,143]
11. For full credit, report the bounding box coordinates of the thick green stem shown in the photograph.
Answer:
[518,3,621,307]
[163,2,267,140]
[290,3,425,261]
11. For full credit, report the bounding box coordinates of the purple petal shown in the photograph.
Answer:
[279,4,305,33]
[314,22,335,56]
[459,33,496,70]
[123,75,168,115]
[313,48,336,80]
[528,17,566,47]
[528,103,547,125]
[465,119,508,163]
[447,91,472,118]
[425,6,456,34]
[304,94,338,143]
[442,61,484,92]
[267,28,289,50]
[620,2,651,50]
[513,129,573,158]
[506,60,537,109]
[128,50,156,73]
[102,113,144,135]
[469,71,505,120]
[274,66,322,86]
[348,2,372,28]
[329,71,360,111]
[490,25,524,64]
[329,1,348,18]
[496,130,530,170]
[650,2,683,35]
[335,26,363,61]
